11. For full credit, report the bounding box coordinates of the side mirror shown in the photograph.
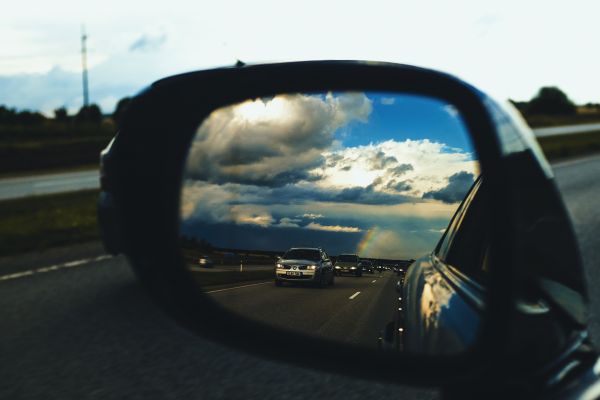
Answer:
[101,61,588,389]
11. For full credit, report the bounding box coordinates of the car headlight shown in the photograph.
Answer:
[199,259,207,264]
[276,263,283,269]
[350,266,356,269]
[307,265,317,270]
[334,266,341,269]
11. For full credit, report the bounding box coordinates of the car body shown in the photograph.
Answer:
[275,247,334,287]
[334,254,362,277]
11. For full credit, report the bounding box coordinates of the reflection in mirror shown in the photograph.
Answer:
[180,92,483,355]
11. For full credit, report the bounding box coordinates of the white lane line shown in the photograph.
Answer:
[205,281,271,294]
[0,254,112,283]
[349,291,361,300]
[0,271,34,281]
[371,280,377,283]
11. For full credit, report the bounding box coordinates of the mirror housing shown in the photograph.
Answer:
[100,61,588,388]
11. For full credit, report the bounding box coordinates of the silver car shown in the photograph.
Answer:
[275,247,334,287]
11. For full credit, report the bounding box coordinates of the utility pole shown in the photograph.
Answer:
[81,25,89,108]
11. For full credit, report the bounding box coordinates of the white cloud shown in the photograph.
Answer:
[299,213,323,219]
[278,217,301,227]
[380,97,396,105]
[315,139,477,197]
[305,222,362,233]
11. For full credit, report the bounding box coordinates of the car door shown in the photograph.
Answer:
[402,177,488,355]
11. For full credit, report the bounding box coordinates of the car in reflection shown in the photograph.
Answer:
[275,247,334,287]
[334,253,362,277]
[381,177,488,354]
[360,259,375,274]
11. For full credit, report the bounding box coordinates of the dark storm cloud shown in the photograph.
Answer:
[386,180,412,192]
[185,93,372,187]
[369,151,398,170]
[422,171,475,204]
[388,163,414,177]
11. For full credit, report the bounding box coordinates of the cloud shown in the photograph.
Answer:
[423,171,475,204]
[299,213,323,219]
[388,163,413,177]
[306,222,362,233]
[368,150,398,170]
[380,97,396,105]
[386,179,412,192]
[129,33,167,52]
[277,217,301,227]
[316,139,476,196]
[185,92,372,187]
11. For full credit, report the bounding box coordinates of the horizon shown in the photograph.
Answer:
[1,1,599,115]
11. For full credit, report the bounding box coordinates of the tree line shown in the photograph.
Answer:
[0,97,132,125]
[511,87,599,116]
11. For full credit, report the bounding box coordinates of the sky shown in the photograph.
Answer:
[1,0,599,115]
[180,92,479,259]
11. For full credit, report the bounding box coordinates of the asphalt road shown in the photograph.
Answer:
[1,154,599,399]
[0,169,98,201]
[533,122,600,138]
[207,272,399,348]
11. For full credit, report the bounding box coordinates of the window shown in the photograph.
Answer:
[436,177,489,281]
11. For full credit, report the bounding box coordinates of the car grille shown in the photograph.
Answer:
[282,264,308,270]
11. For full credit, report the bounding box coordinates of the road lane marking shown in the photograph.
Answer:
[205,281,271,294]
[349,291,361,300]
[0,254,112,283]
[371,280,377,283]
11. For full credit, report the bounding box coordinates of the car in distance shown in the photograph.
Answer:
[275,247,334,287]
[198,255,214,268]
[360,259,375,274]
[334,254,362,277]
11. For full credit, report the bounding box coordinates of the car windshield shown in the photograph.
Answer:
[338,254,358,262]
[283,249,320,261]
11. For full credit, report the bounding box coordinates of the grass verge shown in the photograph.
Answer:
[0,189,99,257]
[537,130,600,161]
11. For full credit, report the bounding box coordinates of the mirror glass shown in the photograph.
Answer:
[180,91,485,355]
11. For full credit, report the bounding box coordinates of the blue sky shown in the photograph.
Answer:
[337,93,474,153]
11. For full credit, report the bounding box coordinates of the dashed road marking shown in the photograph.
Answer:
[0,255,112,283]
[349,291,361,300]
[371,280,377,283]
[205,281,271,293]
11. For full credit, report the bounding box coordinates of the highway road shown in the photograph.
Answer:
[1,154,599,399]
[533,122,600,138]
[0,169,98,201]
[206,271,399,348]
